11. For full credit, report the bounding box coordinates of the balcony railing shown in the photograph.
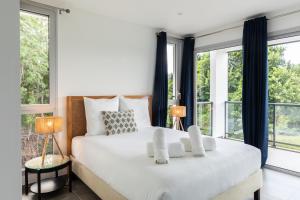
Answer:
[196,101,213,136]
[225,101,300,152]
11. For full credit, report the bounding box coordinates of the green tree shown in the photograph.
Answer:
[168,73,174,100]
[227,45,300,147]
[20,12,50,132]
[228,51,243,101]
[20,12,53,165]
[197,52,210,101]
[20,12,49,105]
[196,52,211,135]
[228,46,300,103]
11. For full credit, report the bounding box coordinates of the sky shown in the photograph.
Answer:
[167,44,174,74]
[283,41,300,64]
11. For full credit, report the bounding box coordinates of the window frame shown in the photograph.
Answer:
[195,34,300,137]
[20,1,57,169]
[20,1,57,115]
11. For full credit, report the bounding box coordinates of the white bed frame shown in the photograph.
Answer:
[67,96,263,200]
[71,157,262,200]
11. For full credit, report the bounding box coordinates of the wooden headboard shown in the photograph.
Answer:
[66,95,152,155]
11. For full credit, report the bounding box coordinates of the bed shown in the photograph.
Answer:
[67,96,262,200]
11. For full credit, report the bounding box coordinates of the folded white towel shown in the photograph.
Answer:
[168,142,185,158]
[147,142,154,157]
[180,136,216,152]
[153,128,169,164]
[147,142,185,158]
[203,137,217,151]
[187,125,206,156]
[180,138,192,152]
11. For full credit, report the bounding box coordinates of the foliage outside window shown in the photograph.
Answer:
[20,8,56,167]
[196,52,212,135]
[20,11,50,105]
[196,52,210,102]
[226,41,300,151]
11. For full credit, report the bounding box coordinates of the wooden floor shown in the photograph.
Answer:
[22,169,300,200]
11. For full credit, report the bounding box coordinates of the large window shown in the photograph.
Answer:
[20,3,57,166]
[225,37,300,152]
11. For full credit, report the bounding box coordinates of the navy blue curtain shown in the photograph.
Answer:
[180,37,195,131]
[242,16,268,167]
[152,32,168,127]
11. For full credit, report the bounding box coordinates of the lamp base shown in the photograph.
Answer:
[173,117,184,131]
[41,134,49,166]
[41,134,64,166]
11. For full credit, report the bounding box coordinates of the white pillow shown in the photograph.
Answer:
[84,97,119,136]
[119,96,151,129]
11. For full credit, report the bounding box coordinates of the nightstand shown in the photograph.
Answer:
[24,154,72,200]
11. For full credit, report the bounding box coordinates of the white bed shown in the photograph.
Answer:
[72,127,261,200]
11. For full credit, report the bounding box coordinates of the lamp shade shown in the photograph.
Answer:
[35,116,63,134]
[170,106,186,117]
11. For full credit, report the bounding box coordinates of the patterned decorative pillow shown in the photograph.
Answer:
[102,110,138,135]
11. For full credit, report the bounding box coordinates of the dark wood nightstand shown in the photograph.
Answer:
[24,155,72,200]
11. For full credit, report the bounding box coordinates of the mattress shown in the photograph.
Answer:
[72,127,261,200]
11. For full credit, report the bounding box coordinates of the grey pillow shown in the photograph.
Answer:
[102,110,138,135]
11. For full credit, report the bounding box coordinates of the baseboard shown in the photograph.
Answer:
[265,164,300,177]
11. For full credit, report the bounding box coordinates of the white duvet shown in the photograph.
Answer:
[72,127,261,200]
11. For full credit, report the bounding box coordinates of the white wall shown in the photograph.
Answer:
[195,11,300,50]
[0,0,21,198]
[56,7,156,152]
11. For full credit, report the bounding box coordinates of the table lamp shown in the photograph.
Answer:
[170,106,186,131]
[35,116,64,166]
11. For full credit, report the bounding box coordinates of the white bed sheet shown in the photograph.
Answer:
[72,127,261,200]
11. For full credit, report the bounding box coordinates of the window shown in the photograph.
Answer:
[196,52,212,135]
[225,37,300,152]
[268,40,300,151]
[20,3,57,166]
[167,43,176,100]
[226,48,243,140]
[167,43,176,128]
[196,52,210,102]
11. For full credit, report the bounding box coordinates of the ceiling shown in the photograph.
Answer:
[34,0,300,36]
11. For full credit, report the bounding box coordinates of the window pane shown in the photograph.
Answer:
[196,52,212,135]
[196,52,210,101]
[167,44,176,128]
[268,42,300,103]
[20,11,50,105]
[268,41,300,152]
[197,102,212,136]
[226,50,243,140]
[228,50,243,101]
[21,113,53,166]
[167,44,175,100]
[226,102,243,140]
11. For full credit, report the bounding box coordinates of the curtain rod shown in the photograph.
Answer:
[21,0,70,14]
[59,9,71,14]
[195,8,300,39]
